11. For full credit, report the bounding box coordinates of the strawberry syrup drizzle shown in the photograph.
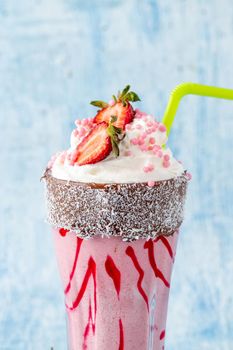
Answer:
[59,228,69,237]
[105,255,121,299]
[65,237,83,294]
[119,318,124,350]
[144,240,170,288]
[160,329,165,340]
[154,236,174,260]
[125,246,149,311]
[83,300,95,350]
[66,257,97,313]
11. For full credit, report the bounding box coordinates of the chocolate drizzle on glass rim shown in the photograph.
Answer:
[43,169,188,241]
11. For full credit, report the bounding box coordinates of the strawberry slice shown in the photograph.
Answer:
[94,102,134,130]
[74,122,112,166]
[90,85,140,130]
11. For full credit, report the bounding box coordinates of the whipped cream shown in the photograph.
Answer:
[51,110,184,183]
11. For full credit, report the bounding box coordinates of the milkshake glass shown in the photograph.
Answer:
[44,90,189,350]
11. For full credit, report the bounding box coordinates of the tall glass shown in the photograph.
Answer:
[44,171,187,350]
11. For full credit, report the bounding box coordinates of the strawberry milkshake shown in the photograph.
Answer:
[43,86,189,350]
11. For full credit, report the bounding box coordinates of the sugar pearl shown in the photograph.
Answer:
[73,129,79,137]
[79,127,86,137]
[138,137,145,145]
[159,124,166,132]
[149,137,155,144]
[157,150,163,158]
[141,132,147,139]
[131,138,138,145]
[140,144,148,152]
[148,181,155,187]
[163,161,170,168]
[75,120,81,126]
[163,154,170,161]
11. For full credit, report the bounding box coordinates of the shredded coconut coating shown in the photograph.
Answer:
[43,170,188,241]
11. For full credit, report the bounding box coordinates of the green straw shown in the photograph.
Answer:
[162,82,233,136]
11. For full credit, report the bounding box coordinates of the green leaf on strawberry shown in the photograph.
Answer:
[90,100,109,108]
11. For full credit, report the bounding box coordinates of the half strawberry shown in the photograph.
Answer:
[90,85,140,130]
[74,118,122,166]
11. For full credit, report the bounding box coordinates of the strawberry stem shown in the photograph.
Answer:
[107,116,123,157]
[90,85,141,109]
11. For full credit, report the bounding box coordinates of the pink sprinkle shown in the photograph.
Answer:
[152,125,158,132]
[148,181,155,187]
[134,113,142,119]
[147,121,153,127]
[108,99,115,106]
[148,164,154,171]
[140,144,148,152]
[75,119,81,126]
[163,160,170,168]
[147,145,153,151]
[186,172,192,180]
[163,154,170,161]
[143,163,154,173]
[79,127,86,137]
[153,145,161,152]
[159,124,166,132]
[82,119,89,126]
[135,109,147,118]
[136,124,142,129]
[88,117,94,124]
[141,132,147,139]
[157,150,163,158]
[73,129,79,137]
[149,137,155,144]
[131,138,139,145]
[138,137,145,145]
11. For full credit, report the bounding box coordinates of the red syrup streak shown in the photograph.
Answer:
[64,237,83,294]
[105,255,121,299]
[125,246,149,311]
[119,318,124,350]
[59,228,69,237]
[160,329,165,340]
[144,240,170,288]
[66,257,97,315]
[154,236,174,260]
[83,299,95,350]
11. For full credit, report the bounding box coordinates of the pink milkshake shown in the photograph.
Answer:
[54,229,179,350]
[44,86,189,349]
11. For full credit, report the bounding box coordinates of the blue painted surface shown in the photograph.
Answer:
[1,1,233,349]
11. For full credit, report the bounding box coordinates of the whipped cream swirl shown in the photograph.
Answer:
[51,110,184,183]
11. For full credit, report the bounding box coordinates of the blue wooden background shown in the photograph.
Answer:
[1,1,233,349]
